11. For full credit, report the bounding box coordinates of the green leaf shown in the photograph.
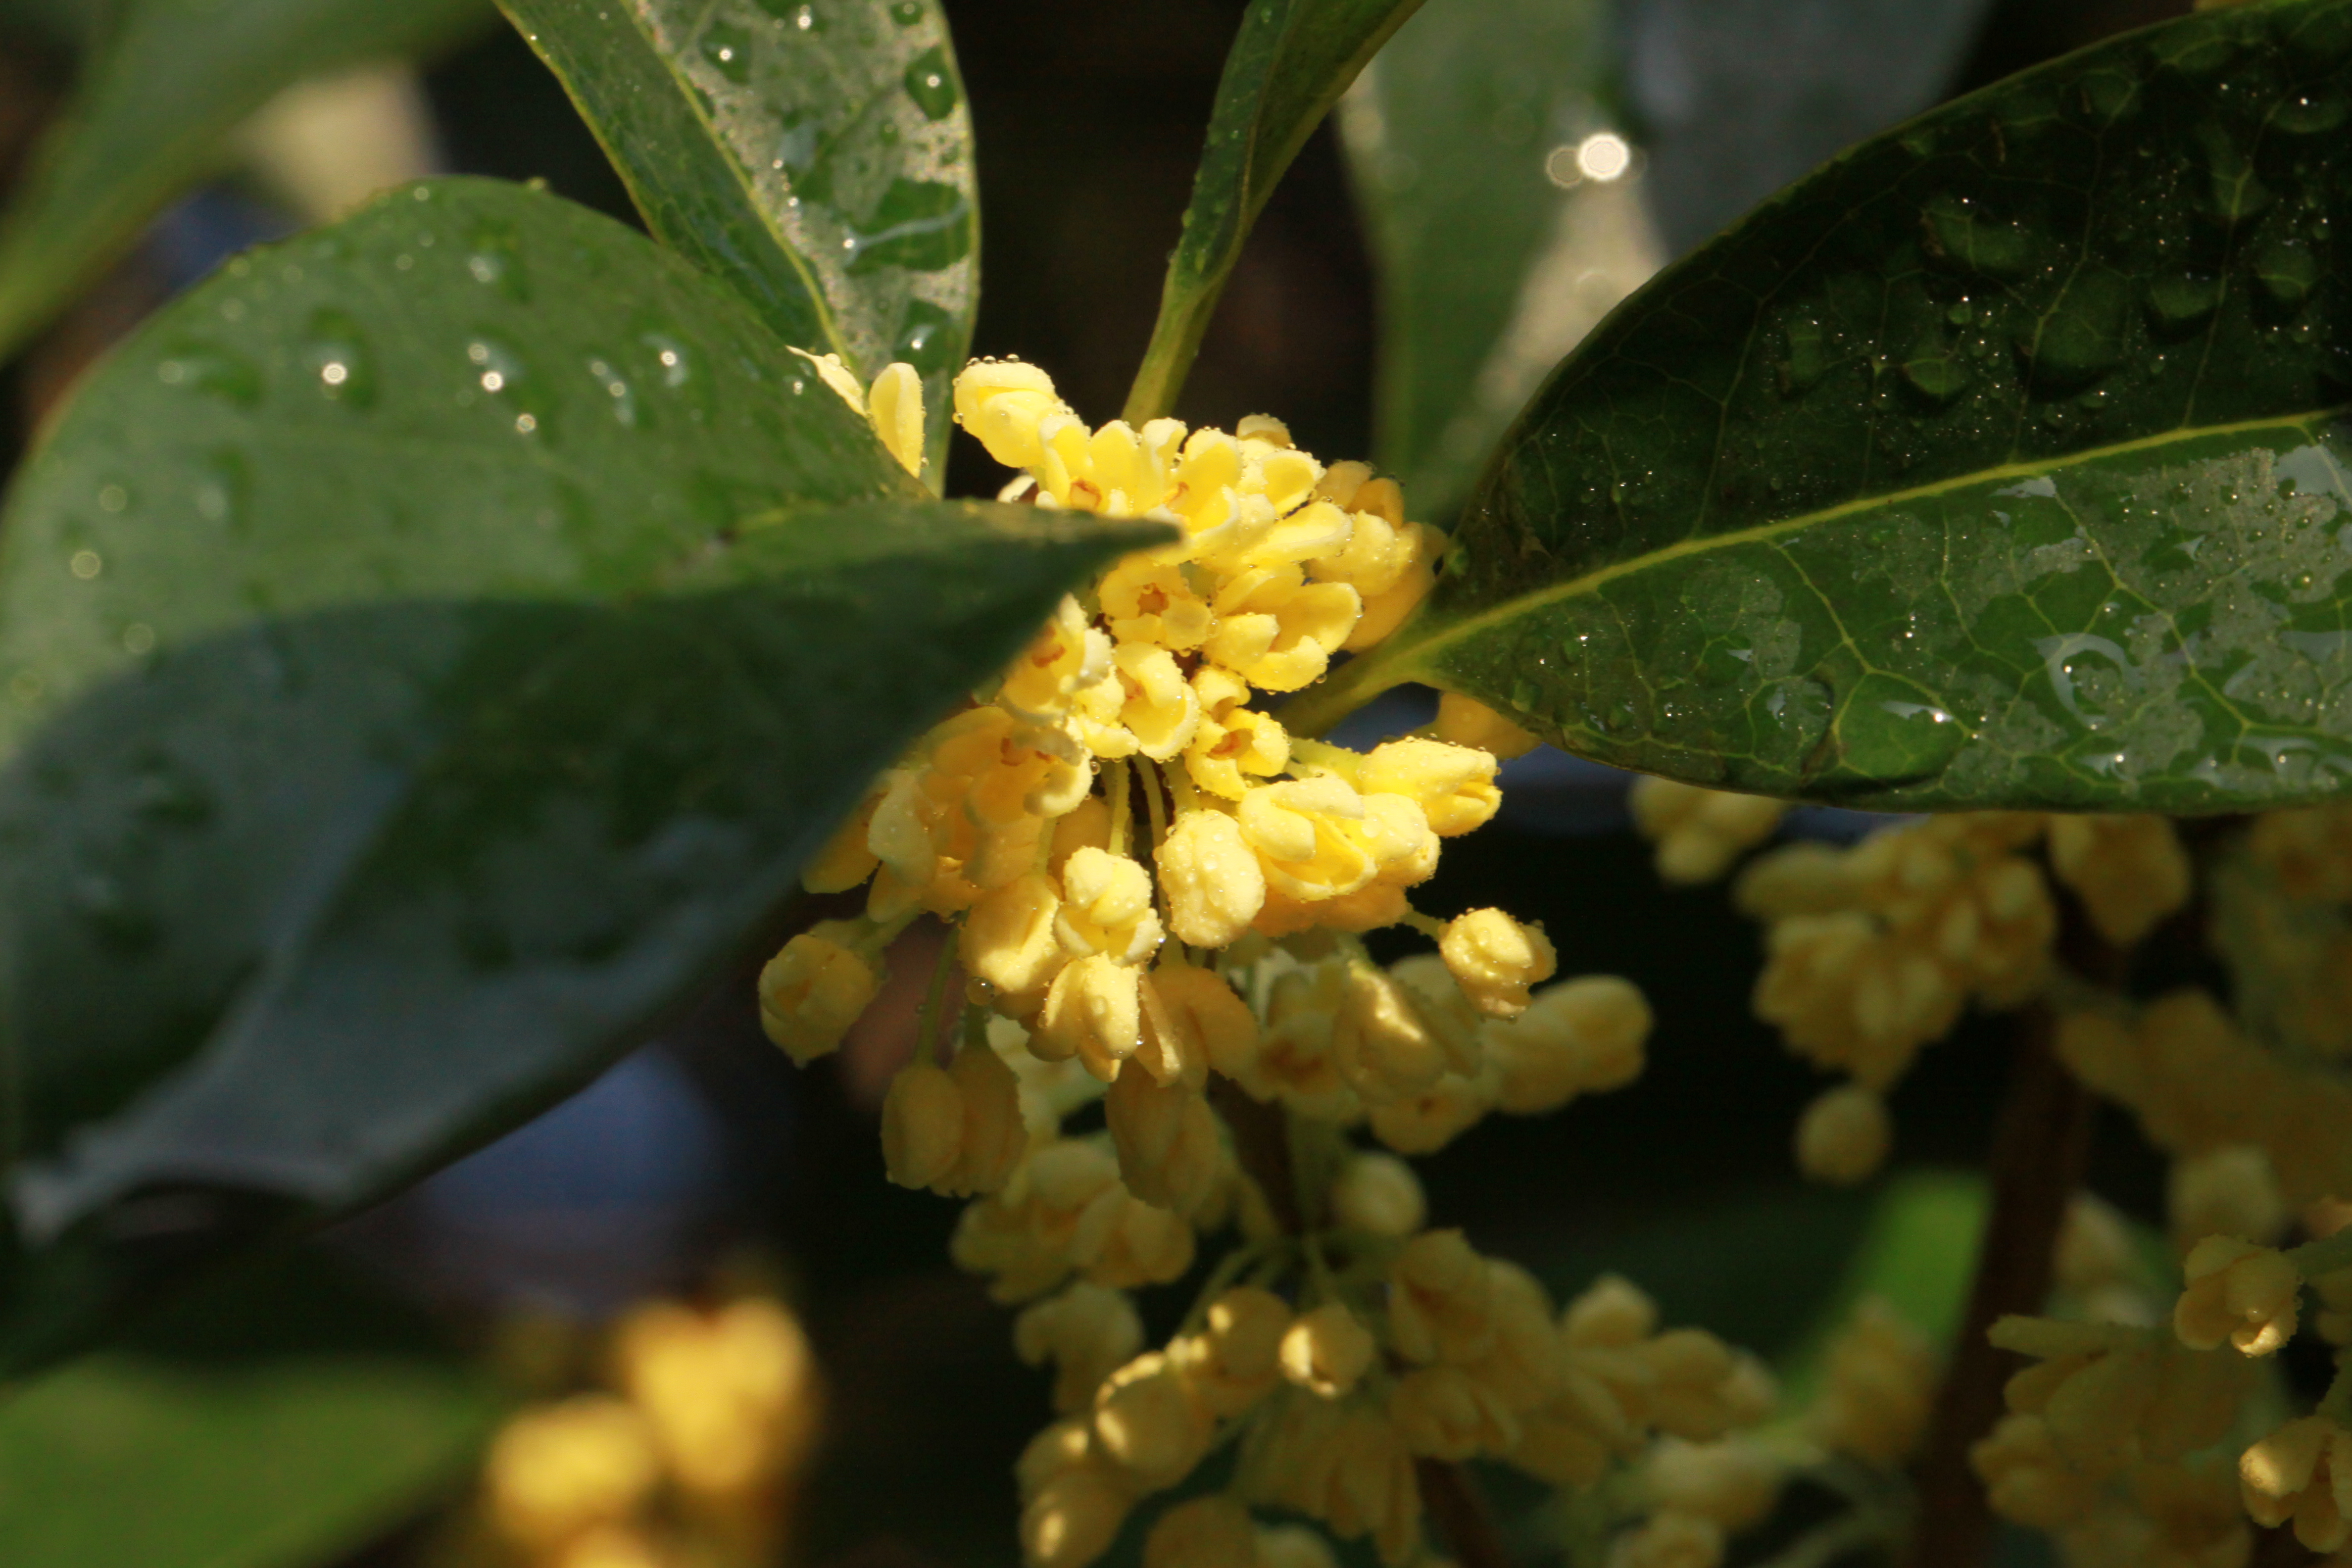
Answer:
[498,0,979,489]
[1288,0,2352,813]
[0,1246,506,1568]
[0,178,1159,1370]
[0,0,493,364]
[1773,1170,1987,1407]
[1125,0,1426,424]
[1337,0,1634,524]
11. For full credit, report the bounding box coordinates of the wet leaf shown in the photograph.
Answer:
[1336,0,1639,524]
[498,0,978,488]
[1125,0,1426,423]
[0,179,1157,1367]
[0,1247,506,1568]
[0,0,491,362]
[1289,0,2352,813]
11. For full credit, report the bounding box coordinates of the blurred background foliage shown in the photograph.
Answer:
[0,0,2205,1564]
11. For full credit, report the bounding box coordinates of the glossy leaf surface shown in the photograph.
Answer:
[1337,0,1639,523]
[1291,0,2352,812]
[499,0,978,487]
[0,179,1154,1362]
[0,0,490,363]
[1125,0,1425,423]
[0,1248,504,1568]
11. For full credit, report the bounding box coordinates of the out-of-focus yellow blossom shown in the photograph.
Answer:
[1794,1082,1892,1186]
[2058,993,2352,1210]
[2052,1462,2250,1568]
[1019,1418,1141,1568]
[486,1395,664,1552]
[1643,1437,1781,1530]
[1481,974,1650,1115]
[1988,1316,2250,1483]
[1143,1496,1261,1568]
[612,1298,821,1500]
[1812,1297,1937,1467]
[1244,1396,1423,1567]
[1281,1302,1377,1398]
[881,1043,1027,1196]
[1629,779,1788,885]
[2169,1147,2287,1256]
[1434,692,1541,759]
[2046,814,2193,947]
[1256,1521,1340,1568]
[2239,1414,2352,1551]
[1018,1282,1147,1415]
[1608,1510,1726,1568]
[1104,1070,1226,1214]
[2173,1237,2300,1356]
[1328,1150,1427,1236]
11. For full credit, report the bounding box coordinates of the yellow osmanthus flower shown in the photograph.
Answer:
[747,357,1693,1568]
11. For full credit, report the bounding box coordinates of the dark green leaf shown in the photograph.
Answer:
[1774,1171,1986,1406]
[1337,0,1632,523]
[0,1247,506,1568]
[497,0,979,488]
[1288,0,2352,813]
[0,178,1159,1369]
[1124,0,1425,423]
[0,0,492,363]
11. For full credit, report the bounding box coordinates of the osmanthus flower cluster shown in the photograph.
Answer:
[1629,785,2196,1189]
[751,357,1777,1566]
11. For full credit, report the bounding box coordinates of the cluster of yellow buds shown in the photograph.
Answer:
[1627,777,1787,885]
[473,1296,820,1568]
[2058,991,2352,1211]
[1728,812,2191,1186]
[743,359,1713,1565]
[2213,802,2352,1062]
[1610,1436,1784,1568]
[1809,1295,1941,1469]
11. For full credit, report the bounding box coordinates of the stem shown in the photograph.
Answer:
[1908,1001,2096,1568]
[1122,272,1223,427]
[1272,644,1412,740]
[911,931,959,1069]
[1208,1075,1301,1235]
[1415,1459,1513,1568]
[1108,758,1133,856]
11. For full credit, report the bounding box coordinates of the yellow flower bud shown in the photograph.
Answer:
[484,1395,662,1550]
[1813,1298,1935,1466]
[1971,1414,2100,1529]
[1173,1286,1293,1416]
[1281,1302,1377,1398]
[1433,691,1540,760]
[1390,1363,1519,1460]
[1016,1283,1145,1415]
[802,787,882,893]
[1331,965,1449,1104]
[2169,1146,2286,1255]
[1057,846,1165,965]
[1367,1071,1493,1155]
[1156,808,1267,948]
[1483,974,1650,1115]
[1630,778,1786,885]
[758,923,880,1064]
[964,873,1069,1017]
[1038,954,1144,1081]
[1610,1511,1725,1568]
[1358,738,1501,837]
[2174,1236,2300,1355]
[2046,813,2191,948]
[1795,1083,1892,1186]
[1093,1352,1214,1488]
[1646,1438,1780,1530]
[2241,1414,2352,1551]
[1344,524,1439,651]
[1143,1496,1259,1568]
[866,360,925,477]
[1002,595,1112,724]
[1104,1070,1224,1214]
[1390,1229,1496,1364]
[881,1061,964,1190]
[1256,1523,1339,1568]
[955,358,1067,471]
[1151,963,1260,1080]
[1329,1151,1426,1237]
[1440,908,1558,1017]
[1022,1464,1133,1568]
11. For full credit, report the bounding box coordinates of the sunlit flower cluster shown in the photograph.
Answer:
[747,358,1719,1565]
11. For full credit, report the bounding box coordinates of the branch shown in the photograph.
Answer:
[1417,1458,1514,1568]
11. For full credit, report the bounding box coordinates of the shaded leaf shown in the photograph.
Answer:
[0,178,1157,1370]
[498,0,978,488]
[1773,1170,1987,1407]
[1337,0,1646,524]
[1125,0,1425,423]
[1288,0,2352,813]
[0,1246,506,1568]
[0,0,492,362]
